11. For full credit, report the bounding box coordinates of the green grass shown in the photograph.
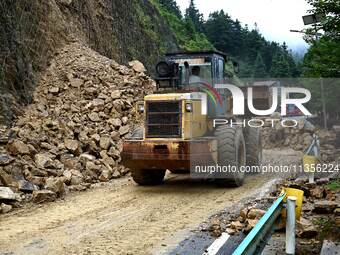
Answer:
[326,180,340,191]
[313,217,334,240]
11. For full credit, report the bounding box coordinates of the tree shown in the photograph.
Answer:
[204,11,233,53]
[185,0,204,33]
[159,0,182,18]
[184,18,196,37]
[270,52,291,77]
[306,0,340,40]
[303,0,340,78]
[203,9,299,78]
[302,0,340,121]
[253,53,267,78]
[303,37,340,77]
[155,0,214,51]
[244,29,264,62]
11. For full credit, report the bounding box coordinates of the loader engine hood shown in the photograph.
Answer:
[144,92,207,115]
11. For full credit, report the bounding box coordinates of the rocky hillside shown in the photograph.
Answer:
[0,0,178,124]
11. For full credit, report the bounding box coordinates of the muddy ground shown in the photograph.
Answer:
[0,149,301,255]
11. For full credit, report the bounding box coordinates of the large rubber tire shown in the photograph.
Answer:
[214,126,246,187]
[244,127,262,168]
[131,169,166,186]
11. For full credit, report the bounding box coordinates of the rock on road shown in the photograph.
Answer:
[0,149,301,255]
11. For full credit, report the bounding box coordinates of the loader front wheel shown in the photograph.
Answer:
[214,126,246,187]
[131,169,166,185]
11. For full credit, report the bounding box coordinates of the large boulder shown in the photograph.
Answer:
[6,140,30,155]
[18,180,38,193]
[99,136,111,150]
[0,203,12,214]
[313,200,338,214]
[0,154,14,166]
[44,177,66,197]
[247,208,266,220]
[0,169,14,186]
[33,190,57,203]
[128,60,146,73]
[64,139,80,154]
[70,170,84,186]
[35,153,54,169]
[297,217,318,238]
[0,187,17,201]
[99,169,111,182]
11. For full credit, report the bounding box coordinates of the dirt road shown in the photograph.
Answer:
[0,149,301,255]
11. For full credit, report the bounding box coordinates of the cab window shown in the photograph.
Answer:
[218,59,224,80]
[179,64,212,85]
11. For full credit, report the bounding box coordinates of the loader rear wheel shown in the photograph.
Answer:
[214,126,246,187]
[131,169,166,186]
[244,126,262,169]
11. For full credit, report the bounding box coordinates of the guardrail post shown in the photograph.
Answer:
[308,172,314,184]
[286,196,297,255]
[307,135,320,184]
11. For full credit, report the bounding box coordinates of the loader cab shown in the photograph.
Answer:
[154,51,235,118]
[155,51,229,90]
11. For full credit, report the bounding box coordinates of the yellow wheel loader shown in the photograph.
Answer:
[122,51,262,186]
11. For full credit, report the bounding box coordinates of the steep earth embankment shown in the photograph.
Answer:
[0,0,178,123]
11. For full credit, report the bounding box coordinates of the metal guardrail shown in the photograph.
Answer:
[231,134,318,255]
[232,193,286,255]
[232,192,299,255]
[304,134,320,156]
[205,135,317,255]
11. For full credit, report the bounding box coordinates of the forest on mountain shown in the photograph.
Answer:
[155,0,300,78]
[156,0,340,119]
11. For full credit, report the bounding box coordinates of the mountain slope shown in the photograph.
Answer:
[0,0,178,123]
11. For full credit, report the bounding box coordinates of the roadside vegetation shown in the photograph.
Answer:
[326,180,340,191]
[302,0,340,120]
[150,0,214,51]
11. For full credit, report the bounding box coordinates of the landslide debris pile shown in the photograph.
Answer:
[262,119,338,163]
[0,42,154,209]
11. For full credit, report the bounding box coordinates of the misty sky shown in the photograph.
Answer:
[177,0,311,53]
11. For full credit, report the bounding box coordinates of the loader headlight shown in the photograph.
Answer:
[137,103,144,113]
[185,102,193,112]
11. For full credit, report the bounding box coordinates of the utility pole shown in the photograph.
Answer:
[320,77,327,129]
[291,14,327,129]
